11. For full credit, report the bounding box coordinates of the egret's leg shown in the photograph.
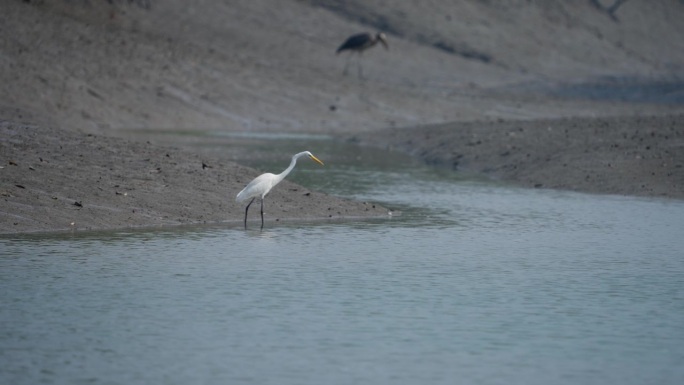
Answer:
[244,198,255,229]
[260,199,265,229]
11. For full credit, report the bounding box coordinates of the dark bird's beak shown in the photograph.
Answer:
[378,34,389,50]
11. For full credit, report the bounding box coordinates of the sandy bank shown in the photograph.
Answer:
[0,120,390,234]
[356,114,684,200]
[2,1,683,234]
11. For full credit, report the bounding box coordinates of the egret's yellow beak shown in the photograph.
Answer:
[310,154,324,166]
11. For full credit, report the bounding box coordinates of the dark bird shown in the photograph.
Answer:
[336,32,388,78]
[336,32,389,54]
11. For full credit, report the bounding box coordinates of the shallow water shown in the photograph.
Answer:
[2,136,684,385]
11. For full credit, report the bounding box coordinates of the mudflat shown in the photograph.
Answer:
[0,119,389,234]
[1,1,683,234]
[356,114,684,199]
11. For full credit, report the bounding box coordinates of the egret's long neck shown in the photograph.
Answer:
[274,154,300,184]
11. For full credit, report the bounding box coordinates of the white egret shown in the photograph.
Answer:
[236,151,324,229]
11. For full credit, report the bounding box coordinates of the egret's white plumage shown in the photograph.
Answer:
[236,151,324,228]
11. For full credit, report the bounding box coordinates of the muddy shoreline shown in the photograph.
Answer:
[0,120,390,235]
[2,1,683,234]
[3,112,682,235]
[356,114,684,200]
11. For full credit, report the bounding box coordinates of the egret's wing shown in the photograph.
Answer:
[236,173,276,202]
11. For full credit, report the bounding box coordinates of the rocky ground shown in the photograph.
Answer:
[1,0,683,234]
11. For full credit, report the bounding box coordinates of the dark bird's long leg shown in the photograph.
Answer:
[244,198,255,229]
[343,55,351,76]
[260,199,265,229]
